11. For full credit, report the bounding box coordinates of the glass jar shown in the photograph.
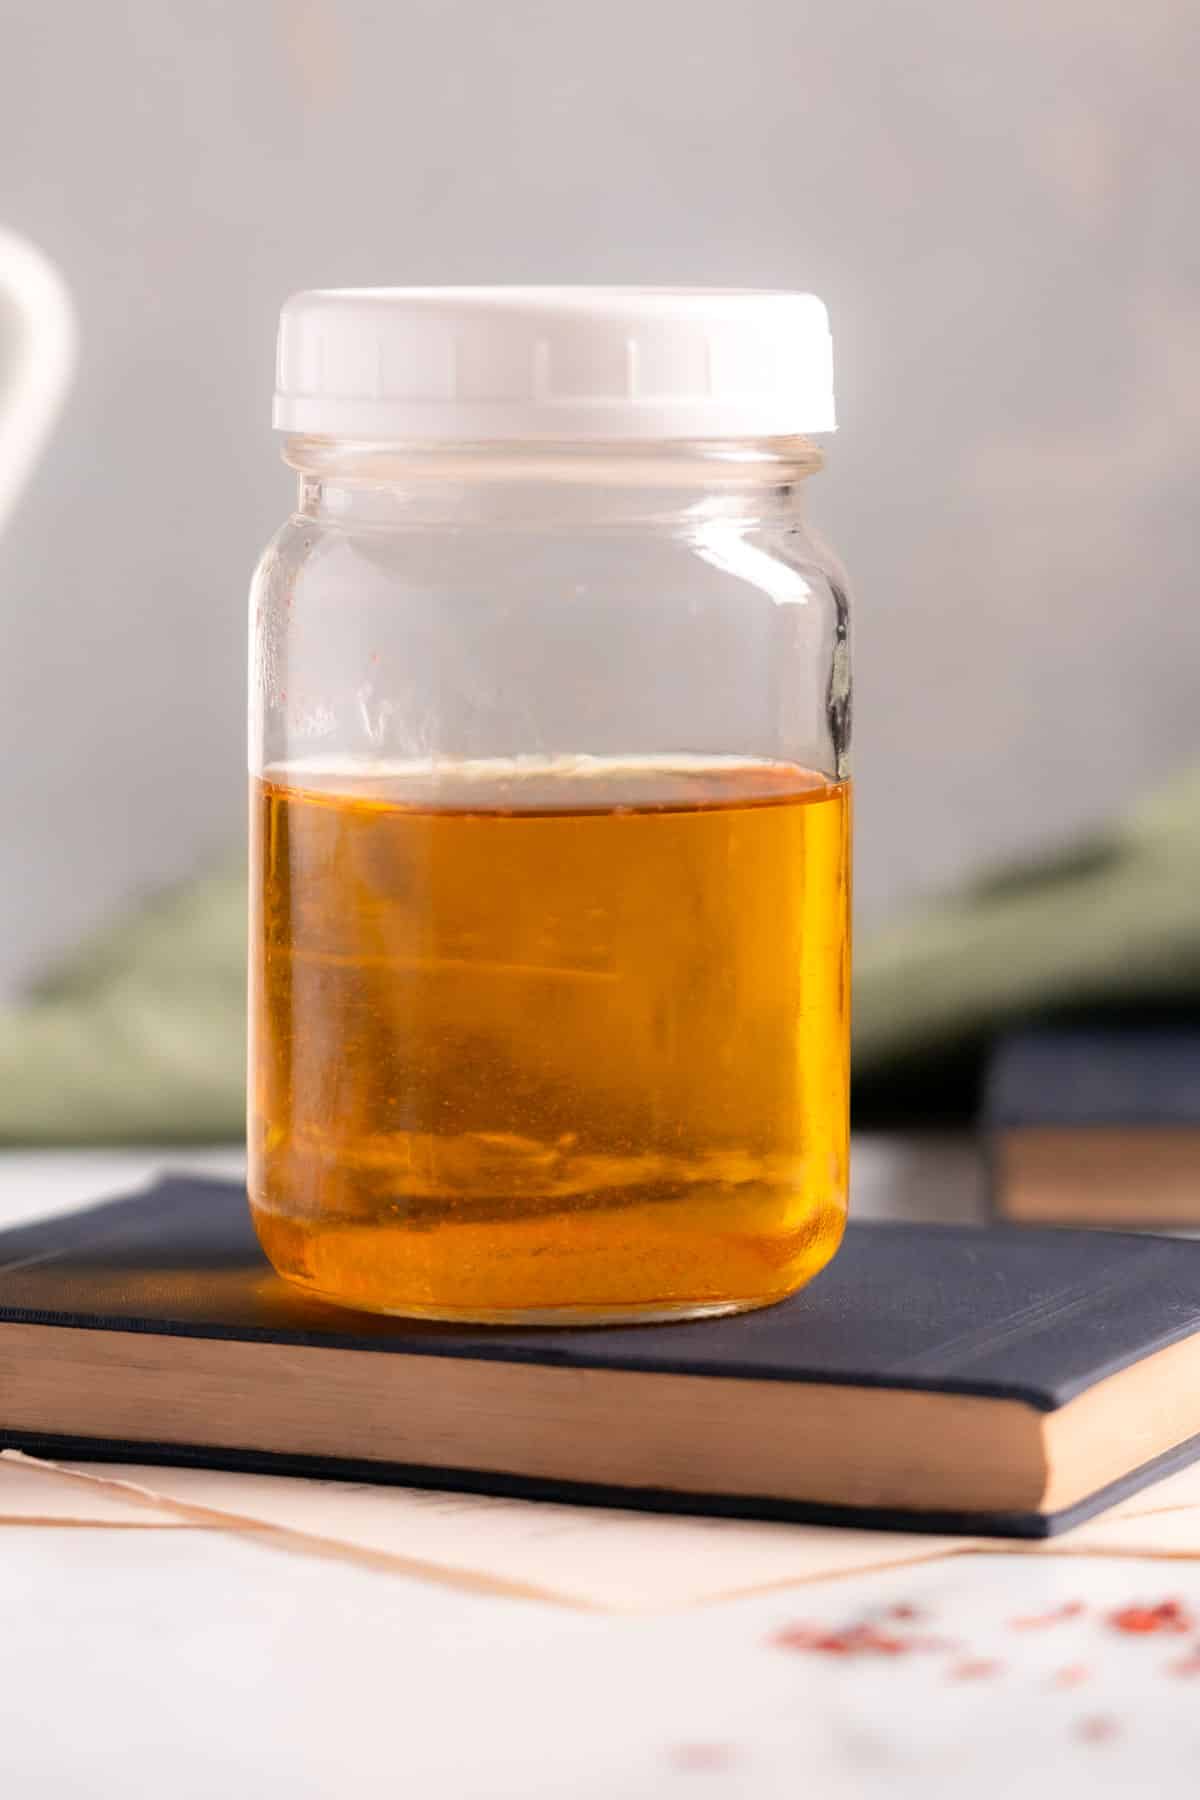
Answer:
[249,288,851,1323]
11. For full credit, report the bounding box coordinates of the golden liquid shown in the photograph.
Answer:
[249,758,850,1322]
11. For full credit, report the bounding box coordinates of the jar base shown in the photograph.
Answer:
[250,1193,846,1326]
[268,1272,794,1327]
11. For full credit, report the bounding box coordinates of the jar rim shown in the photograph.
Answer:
[280,434,826,485]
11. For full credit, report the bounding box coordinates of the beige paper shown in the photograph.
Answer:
[1044,1511,1200,1558]
[1,1449,972,1607]
[11,1449,1200,1611]
[0,1452,193,1526]
[89,1467,979,1609]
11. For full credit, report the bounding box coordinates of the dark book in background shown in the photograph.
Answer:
[2,1176,1200,1538]
[985,1030,1200,1227]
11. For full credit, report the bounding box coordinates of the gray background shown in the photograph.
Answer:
[0,0,1196,993]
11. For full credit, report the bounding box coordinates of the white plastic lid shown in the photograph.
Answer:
[273,287,834,443]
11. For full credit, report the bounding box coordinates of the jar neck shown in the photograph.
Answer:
[283,436,822,529]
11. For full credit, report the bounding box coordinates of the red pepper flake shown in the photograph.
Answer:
[1168,1648,1200,1677]
[1051,1664,1091,1690]
[949,1658,1004,1682]
[886,1602,924,1622]
[1011,1600,1086,1629]
[670,1744,736,1772]
[771,1622,904,1657]
[1076,1714,1120,1745]
[770,1621,952,1658]
[1107,1599,1193,1637]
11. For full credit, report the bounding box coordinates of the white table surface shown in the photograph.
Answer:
[3,1139,1196,1799]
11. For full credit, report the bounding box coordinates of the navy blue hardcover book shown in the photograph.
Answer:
[3,1175,1200,1537]
[985,1029,1200,1226]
